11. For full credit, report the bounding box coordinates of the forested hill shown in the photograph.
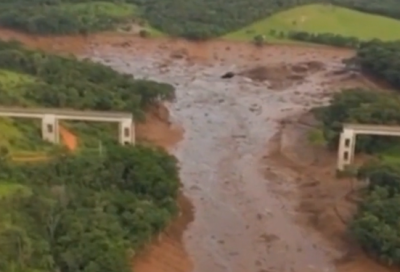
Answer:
[0,143,181,272]
[0,39,175,150]
[2,0,400,38]
[0,38,182,272]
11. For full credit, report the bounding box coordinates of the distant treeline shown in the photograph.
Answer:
[2,0,400,38]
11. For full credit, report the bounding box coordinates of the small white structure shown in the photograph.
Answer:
[337,124,400,170]
[0,107,135,145]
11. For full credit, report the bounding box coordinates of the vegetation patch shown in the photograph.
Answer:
[0,0,155,35]
[311,40,400,265]
[0,39,174,152]
[3,0,400,38]
[0,143,180,272]
[224,4,400,42]
[127,0,400,39]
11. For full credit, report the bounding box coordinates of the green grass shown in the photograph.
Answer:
[0,182,30,199]
[0,69,36,87]
[224,4,400,42]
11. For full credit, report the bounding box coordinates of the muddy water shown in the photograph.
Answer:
[88,48,345,272]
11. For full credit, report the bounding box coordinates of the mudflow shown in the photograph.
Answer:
[79,39,372,272]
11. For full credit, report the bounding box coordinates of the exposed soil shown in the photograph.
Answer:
[0,27,394,272]
[135,104,183,147]
[264,112,400,272]
[132,103,192,272]
[132,194,194,272]
[59,125,78,151]
[239,61,326,90]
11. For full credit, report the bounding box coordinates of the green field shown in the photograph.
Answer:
[224,4,400,42]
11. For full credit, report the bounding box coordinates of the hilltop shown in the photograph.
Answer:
[3,0,400,40]
[224,4,400,42]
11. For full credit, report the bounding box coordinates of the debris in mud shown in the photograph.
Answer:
[249,103,262,114]
[170,48,188,59]
[239,61,326,90]
[221,71,235,78]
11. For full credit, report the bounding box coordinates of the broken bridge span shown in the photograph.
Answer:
[0,106,135,145]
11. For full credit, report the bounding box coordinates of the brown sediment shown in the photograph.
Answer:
[264,112,400,272]
[132,194,194,272]
[133,103,193,272]
[59,125,78,151]
[1,26,394,272]
[135,104,183,148]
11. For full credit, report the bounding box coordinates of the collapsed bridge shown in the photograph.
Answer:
[0,107,135,145]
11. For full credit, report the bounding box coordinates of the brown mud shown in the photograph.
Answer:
[264,112,400,272]
[133,104,193,272]
[135,104,183,147]
[59,125,78,151]
[0,27,396,272]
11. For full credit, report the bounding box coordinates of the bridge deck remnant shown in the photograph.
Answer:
[337,123,400,170]
[0,107,135,145]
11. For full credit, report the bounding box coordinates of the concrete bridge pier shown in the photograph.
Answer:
[42,114,59,144]
[119,118,134,145]
[337,128,356,171]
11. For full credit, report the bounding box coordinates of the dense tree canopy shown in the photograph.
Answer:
[313,40,400,153]
[2,0,400,38]
[351,160,400,265]
[0,40,174,118]
[0,143,180,272]
[0,39,175,148]
[312,40,400,265]
[355,40,400,89]
[285,31,362,48]
[314,89,400,153]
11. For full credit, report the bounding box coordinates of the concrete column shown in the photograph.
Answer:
[119,118,134,145]
[337,129,355,171]
[41,114,59,144]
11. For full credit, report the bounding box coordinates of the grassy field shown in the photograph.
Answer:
[224,4,400,42]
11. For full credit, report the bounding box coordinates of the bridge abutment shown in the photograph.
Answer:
[0,107,135,146]
[337,124,400,171]
[337,128,356,171]
[119,118,134,145]
[41,114,59,144]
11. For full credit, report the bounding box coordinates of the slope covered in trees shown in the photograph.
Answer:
[312,40,400,265]
[0,143,180,272]
[0,39,174,151]
[3,0,400,39]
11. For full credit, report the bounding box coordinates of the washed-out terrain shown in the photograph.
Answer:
[0,28,392,272]
[86,40,357,272]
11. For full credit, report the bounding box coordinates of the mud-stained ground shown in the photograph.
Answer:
[1,28,396,272]
[85,41,362,272]
[264,112,400,272]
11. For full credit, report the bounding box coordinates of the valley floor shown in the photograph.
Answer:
[1,28,397,272]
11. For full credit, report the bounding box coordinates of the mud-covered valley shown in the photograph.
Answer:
[84,37,373,272]
[1,29,395,272]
